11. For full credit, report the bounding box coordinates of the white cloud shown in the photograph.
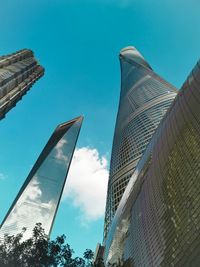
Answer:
[63,147,109,223]
[55,138,68,163]
[0,177,56,240]
[25,179,42,201]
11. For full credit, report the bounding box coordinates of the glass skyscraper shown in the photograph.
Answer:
[104,59,200,267]
[0,49,44,119]
[0,116,83,240]
[104,46,177,238]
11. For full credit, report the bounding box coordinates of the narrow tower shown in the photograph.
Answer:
[0,49,44,119]
[104,46,177,238]
[0,116,83,239]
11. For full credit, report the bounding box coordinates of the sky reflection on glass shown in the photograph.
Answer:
[0,117,82,239]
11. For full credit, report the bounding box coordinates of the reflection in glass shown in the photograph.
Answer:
[0,116,83,239]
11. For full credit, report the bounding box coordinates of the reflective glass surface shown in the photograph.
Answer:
[104,47,177,238]
[104,61,200,266]
[0,117,82,239]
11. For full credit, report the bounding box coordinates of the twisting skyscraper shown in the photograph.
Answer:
[103,59,200,267]
[104,46,177,238]
[0,49,44,119]
[0,116,83,240]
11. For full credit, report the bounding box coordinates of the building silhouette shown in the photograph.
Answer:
[0,116,83,240]
[103,59,200,267]
[0,49,44,119]
[104,47,177,238]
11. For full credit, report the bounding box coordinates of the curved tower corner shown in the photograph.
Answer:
[104,46,177,239]
[119,46,152,69]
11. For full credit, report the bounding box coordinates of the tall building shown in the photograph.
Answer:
[104,60,200,267]
[0,116,83,240]
[104,46,177,238]
[0,49,44,119]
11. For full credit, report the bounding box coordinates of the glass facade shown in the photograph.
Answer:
[0,116,83,239]
[0,49,44,119]
[104,47,177,238]
[104,61,200,266]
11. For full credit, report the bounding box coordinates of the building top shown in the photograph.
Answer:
[120,46,152,69]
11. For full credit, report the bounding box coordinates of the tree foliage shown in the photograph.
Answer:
[0,223,94,267]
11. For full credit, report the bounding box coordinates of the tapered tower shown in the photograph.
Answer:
[104,46,177,238]
[0,116,83,239]
[104,59,200,267]
[0,49,44,119]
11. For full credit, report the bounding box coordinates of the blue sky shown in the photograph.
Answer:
[0,0,200,257]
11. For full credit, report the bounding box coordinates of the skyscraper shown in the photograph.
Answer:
[104,47,177,238]
[104,60,200,267]
[0,49,44,119]
[0,116,83,240]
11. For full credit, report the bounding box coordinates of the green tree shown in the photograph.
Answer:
[0,223,93,267]
[83,249,94,267]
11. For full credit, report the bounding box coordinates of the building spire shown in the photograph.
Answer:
[120,46,152,69]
